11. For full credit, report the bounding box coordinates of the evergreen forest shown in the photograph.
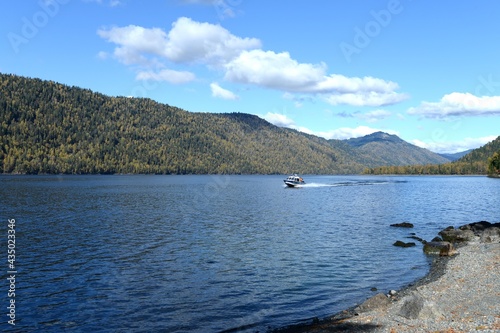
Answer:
[0,73,364,174]
[1,73,498,175]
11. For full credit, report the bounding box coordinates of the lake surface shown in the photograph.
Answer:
[1,175,498,332]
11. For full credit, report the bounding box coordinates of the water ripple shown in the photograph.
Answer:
[1,175,497,332]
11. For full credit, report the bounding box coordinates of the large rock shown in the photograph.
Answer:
[480,227,500,243]
[390,222,414,228]
[463,221,499,233]
[423,241,456,256]
[424,222,499,256]
[397,292,444,320]
[398,292,424,319]
[462,221,500,243]
[393,240,416,247]
[354,293,391,313]
[438,226,476,243]
[439,222,500,244]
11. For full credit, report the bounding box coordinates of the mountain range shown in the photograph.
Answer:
[0,73,494,175]
[366,135,500,175]
[438,149,473,161]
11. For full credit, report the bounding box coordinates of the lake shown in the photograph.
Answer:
[1,175,498,332]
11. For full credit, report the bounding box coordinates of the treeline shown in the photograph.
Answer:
[363,161,488,175]
[0,73,366,174]
[365,136,500,175]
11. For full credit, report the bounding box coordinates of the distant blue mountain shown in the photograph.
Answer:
[438,149,474,161]
[342,131,451,166]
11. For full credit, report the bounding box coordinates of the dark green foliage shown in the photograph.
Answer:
[0,73,368,174]
[488,151,500,177]
[365,136,500,175]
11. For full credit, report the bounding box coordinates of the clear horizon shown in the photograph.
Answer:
[2,0,499,154]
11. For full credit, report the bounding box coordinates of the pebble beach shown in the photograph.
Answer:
[339,242,500,333]
[275,223,500,333]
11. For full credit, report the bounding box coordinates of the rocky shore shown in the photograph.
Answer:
[274,221,499,333]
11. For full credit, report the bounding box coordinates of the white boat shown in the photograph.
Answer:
[283,174,305,187]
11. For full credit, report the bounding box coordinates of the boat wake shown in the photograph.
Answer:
[297,180,399,188]
[300,182,334,188]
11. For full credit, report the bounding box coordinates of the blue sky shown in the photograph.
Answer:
[2,0,500,153]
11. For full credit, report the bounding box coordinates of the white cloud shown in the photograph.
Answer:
[97,25,168,65]
[313,76,406,107]
[313,74,400,94]
[323,91,408,107]
[224,50,326,91]
[261,113,313,134]
[316,126,399,140]
[164,17,261,66]
[262,114,398,141]
[98,17,407,106]
[98,17,261,81]
[264,110,496,153]
[262,112,296,128]
[225,49,408,106]
[358,109,392,123]
[411,135,498,154]
[210,82,239,100]
[224,50,407,106]
[136,69,196,84]
[408,92,500,118]
[97,17,261,67]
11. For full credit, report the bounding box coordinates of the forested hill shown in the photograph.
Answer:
[456,136,500,166]
[0,73,461,174]
[365,136,500,175]
[0,73,369,174]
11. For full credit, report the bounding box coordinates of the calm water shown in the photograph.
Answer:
[1,175,498,332]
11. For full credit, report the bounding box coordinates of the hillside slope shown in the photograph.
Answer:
[0,73,367,174]
[439,149,473,161]
[0,73,461,175]
[456,136,500,165]
[344,132,451,166]
[365,136,500,175]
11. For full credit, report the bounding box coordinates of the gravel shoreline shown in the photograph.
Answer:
[273,224,499,333]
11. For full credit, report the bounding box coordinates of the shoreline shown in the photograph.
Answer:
[273,222,499,333]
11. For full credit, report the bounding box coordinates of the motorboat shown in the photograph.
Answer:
[283,174,305,187]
